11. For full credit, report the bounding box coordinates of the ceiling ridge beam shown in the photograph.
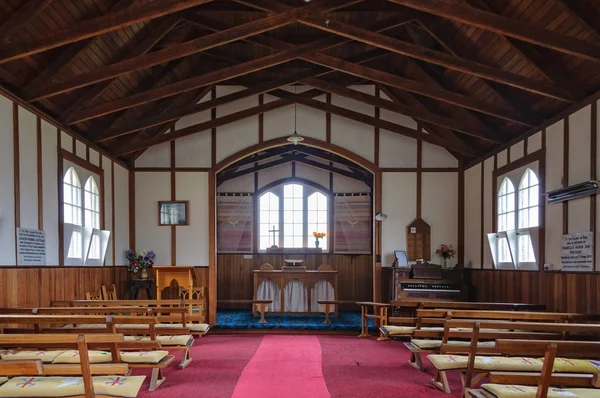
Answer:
[0,0,210,65]
[60,15,182,123]
[302,52,539,126]
[298,16,576,102]
[387,0,600,62]
[558,1,600,43]
[302,77,499,142]
[117,98,293,155]
[218,154,309,184]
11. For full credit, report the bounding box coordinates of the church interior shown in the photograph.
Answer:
[1,0,600,397]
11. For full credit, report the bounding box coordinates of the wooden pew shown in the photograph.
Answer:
[0,333,144,398]
[467,339,600,398]
[432,321,600,395]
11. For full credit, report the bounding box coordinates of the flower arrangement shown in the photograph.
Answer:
[125,249,155,274]
[435,244,456,259]
[313,232,326,240]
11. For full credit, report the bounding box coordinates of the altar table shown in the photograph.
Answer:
[253,269,338,315]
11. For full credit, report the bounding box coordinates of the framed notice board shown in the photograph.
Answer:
[406,218,431,261]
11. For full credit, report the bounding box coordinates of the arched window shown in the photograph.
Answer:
[84,177,100,259]
[308,192,328,250]
[283,184,303,248]
[64,168,82,259]
[259,192,279,250]
[497,177,515,232]
[518,169,539,228]
[258,182,329,251]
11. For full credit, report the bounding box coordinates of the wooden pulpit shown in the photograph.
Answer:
[153,266,195,299]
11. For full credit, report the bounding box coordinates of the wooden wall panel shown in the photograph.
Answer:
[217,254,373,310]
[467,269,600,314]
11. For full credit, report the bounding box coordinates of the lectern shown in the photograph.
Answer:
[153,266,195,299]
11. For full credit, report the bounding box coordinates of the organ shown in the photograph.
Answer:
[391,261,465,302]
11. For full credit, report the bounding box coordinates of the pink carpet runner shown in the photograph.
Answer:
[231,335,330,398]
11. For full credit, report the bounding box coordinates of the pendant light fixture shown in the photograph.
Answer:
[287,84,304,145]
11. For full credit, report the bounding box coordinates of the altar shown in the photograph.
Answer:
[252,269,339,315]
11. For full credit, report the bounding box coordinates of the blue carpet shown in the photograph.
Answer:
[214,310,375,331]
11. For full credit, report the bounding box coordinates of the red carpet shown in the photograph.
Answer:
[232,335,330,398]
[135,334,463,398]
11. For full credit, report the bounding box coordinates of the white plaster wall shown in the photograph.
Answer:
[217,173,254,193]
[545,120,564,269]
[568,106,591,235]
[88,149,100,167]
[482,157,494,269]
[102,157,113,265]
[497,149,508,168]
[18,107,38,230]
[135,172,170,265]
[136,142,171,168]
[382,173,416,265]
[61,131,72,152]
[464,164,481,269]
[331,116,374,163]
[422,173,458,265]
[511,141,524,162]
[295,163,330,190]
[263,104,295,141]
[528,131,542,153]
[175,131,211,168]
[379,130,418,168]
[176,172,209,267]
[41,121,59,265]
[422,142,458,168]
[75,140,86,160]
[0,96,15,265]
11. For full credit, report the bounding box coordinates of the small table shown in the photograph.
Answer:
[130,279,156,300]
[217,300,273,324]
[356,301,390,340]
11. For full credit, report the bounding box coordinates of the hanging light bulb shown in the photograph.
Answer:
[287,84,304,145]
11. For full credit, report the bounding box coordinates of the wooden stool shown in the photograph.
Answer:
[217,299,273,324]
[317,300,355,324]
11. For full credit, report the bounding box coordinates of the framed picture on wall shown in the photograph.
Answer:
[158,201,189,226]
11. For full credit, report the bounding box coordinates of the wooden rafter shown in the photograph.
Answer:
[387,0,600,62]
[558,1,600,42]
[299,16,575,102]
[0,0,54,44]
[218,153,308,185]
[0,0,210,65]
[60,15,181,123]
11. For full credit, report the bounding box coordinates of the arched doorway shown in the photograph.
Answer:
[207,137,381,324]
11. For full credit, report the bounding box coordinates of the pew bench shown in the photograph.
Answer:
[467,340,600,398]
[428,322,600,395]
[0,334,146,397]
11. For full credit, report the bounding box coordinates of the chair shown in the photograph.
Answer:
[259,263,274,270]
[101,283,118,300]
[85,290,103,300]
[318,264,333,271]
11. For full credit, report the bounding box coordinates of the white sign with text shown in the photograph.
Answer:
[16,227,47,266]
[561,232,593,272]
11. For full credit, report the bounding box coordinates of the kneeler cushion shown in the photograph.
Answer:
[482,384,600,398]
[427,354,469,370]
[158,323,210,333]
[52,350,112,364]
[157,335,193,346]
[0,378,6,386]
[93,376,146,397]
[474,356,543,371]
[1,350,64,363]
[411,339,495,349]
[120,350,169,364]
[544,358,600,374]
[383,326,416,335]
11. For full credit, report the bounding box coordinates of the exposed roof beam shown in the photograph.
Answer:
[60,15,181,123]
[302,77,500,142]
[22,0,136,93]
[218,154,309,185]
[0,0,54,44]
[117,98,293,155]
[299,16,575,102]
[387,0,600,62]
[302,52,539,126]
[0,0,210,65]
[558,1,600,42]
[294,157,372,186]
[221,146,297,170]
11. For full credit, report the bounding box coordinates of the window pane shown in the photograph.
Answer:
[506,193,515,211]
[317,211,327,224]
[293,224,303,236]
[293,237,303,247]
[284,198,293,210]
[284,210,293,223]
[308,211,317,223]
[529,208,539,227]
[293,211,302,223]
[498,237,511,262]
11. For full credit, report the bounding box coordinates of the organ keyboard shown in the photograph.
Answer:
[392,262,465,302]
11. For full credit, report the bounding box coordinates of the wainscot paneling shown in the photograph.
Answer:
[217,254,373,310]
[466,269,600,314]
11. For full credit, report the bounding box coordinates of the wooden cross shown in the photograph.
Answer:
[268,225,279,248]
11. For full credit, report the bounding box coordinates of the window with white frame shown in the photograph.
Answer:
[258,182,329,251]
[491,168,540,270]
[64,168,83,259]
[84,177,101,259]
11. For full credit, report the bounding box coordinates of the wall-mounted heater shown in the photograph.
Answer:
[546,181,600,204]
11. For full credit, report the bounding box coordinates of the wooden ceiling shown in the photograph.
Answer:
[1,0,599,164]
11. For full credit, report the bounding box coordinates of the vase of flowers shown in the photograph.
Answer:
[435,244,456,268]
[313,232,326,248]
[126,249,155,279]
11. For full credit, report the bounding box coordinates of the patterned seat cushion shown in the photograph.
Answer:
[548,358,600,374]
[0,350,65,363]
[0,378,7,386]
[482,384,600,398]
[52,350,112,364]
[474,356,543,371]
[120,350,169,364]
[0,376,146,398]
[427,354,469,370]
